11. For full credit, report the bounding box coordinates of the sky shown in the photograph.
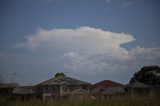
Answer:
[0,0,160,85]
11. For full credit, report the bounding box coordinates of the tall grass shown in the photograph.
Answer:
[0,96,160,106]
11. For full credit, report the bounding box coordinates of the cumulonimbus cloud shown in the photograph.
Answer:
[15,26,135,59]
[13,26,160,82]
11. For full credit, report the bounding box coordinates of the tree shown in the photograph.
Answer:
[129,65,160,85]
[55,72,66,77]
[0,74,3,83]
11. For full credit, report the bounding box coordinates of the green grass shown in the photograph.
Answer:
[0,96,160,106]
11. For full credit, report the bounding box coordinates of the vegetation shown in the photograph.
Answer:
[55,72,66,77]
[0,96,160,106]
[130,65,160,85]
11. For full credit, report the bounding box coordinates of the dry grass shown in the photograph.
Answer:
[0,96,160,106]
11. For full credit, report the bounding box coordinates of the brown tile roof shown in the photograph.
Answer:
[91,80,123,89]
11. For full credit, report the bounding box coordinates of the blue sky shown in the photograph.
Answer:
[0,0,160,85]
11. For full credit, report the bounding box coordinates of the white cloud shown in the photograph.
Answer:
[105,0,112,3]
[0,51,11,59]
[60,46,160,75]
[122,1,132,8]
[0,51,23,59]
[44,0,58,2]
[105,0,132,9]
[16,26,135,59]
[15,26,160,82]
[129,46,160,60]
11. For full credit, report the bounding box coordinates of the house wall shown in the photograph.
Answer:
[71,85,89,91]
[60,85,89,93]
[151,87,160,97]
[36,85,60,100]
[126,88,151,97]
[0,88,15,99]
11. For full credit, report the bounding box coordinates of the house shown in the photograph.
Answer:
[70,89,90,100]
[150,85,160,97]
[90,80,124,97]
[72,88,89,94]
[0,83,19,99]
[102,86,125,97]
[35,75,91,100]
[125,81,151,97]
[12,86,36,100]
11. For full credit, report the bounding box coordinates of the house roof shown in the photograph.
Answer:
[36,76,91,86]
[90,86,105,94]
[91,80,123,89]
[125,81,151,88]
[102,87,125,95]
[72,89,89,94]
[0,83,19,88]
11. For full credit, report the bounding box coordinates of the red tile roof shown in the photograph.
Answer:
[91,80,123,88]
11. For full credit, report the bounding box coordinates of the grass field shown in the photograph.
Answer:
[1,96,160,106]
